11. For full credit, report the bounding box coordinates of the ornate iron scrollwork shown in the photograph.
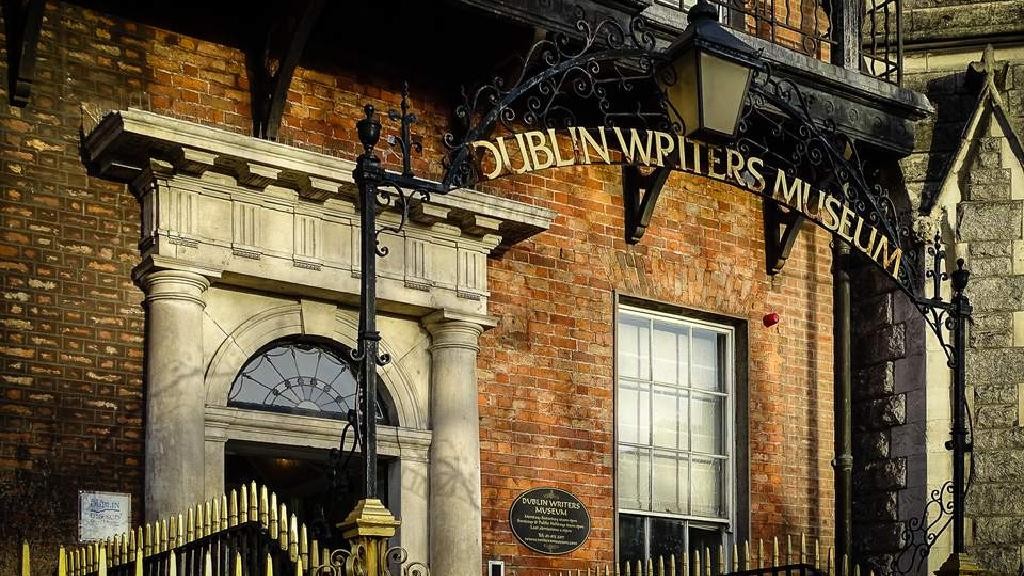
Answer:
[312,545,430,576]
[887,234,974,576]
[438,6,923,301]
[441,8,669,188]
[736,64,920,298]
[386,547,431,576]
[893,482,956,576]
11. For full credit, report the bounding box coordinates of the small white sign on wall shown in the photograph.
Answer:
[79,491,131,542]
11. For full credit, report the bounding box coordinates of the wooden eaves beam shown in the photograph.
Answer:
[246,0,326,140]
[623,165,670,244]
[2,0,45,107]
[762,200,804,276]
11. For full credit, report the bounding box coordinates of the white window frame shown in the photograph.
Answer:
[614,304,738,563]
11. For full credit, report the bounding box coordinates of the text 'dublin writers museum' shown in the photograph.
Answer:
[2,0,1024,575]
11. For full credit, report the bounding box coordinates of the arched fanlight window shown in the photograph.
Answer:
[228,338,390,423]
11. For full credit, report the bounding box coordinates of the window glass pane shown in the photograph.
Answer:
[619,514,646,564]
[638,449,651,511]
[650,517,687,561]
[691,328,722,391]
[619,320,641,379]
[690,393,723,455]
[652,387,685,449]
[652,452,687,515]
[618,447,651,511]
[618,448,639,509]
[620,315,651,380]
[638,321,651,380]
[688,526,724,571]
[680,390,689,451]
[619,385,639,445]
[228,341,385,421]
[679,325,690,386]
[652,322,683,384]
[690,456,724,518]
[638,385,651,446]
[616,308,734,562]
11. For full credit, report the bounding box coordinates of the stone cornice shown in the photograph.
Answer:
[205,405,432,461]
[81,108,556,254]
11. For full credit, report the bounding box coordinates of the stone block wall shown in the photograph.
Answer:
[958,116,1024,572]
[903,0,1024,48]
[850,263,919,573]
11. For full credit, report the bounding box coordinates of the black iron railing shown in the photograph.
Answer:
[862,0,902,85]
[650,0,903,85]
[728,564,829,576]
[711,0,835,60]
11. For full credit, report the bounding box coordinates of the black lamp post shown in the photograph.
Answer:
[350,89,446,505]
[330,94,448,576]
[353,108,384,502]
[949,259,972,557]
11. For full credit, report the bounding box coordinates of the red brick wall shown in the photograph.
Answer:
[1,4,147,571]
[275,44,837,572]
[474,169,835,573]
[1,3,834,574]
[0,4,252,571]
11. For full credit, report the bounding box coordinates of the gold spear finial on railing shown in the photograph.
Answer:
[229,489,239,527]
[21,540,30,576]
[133,543,142,576]
[97,544,107,576]
[58,545,67,576]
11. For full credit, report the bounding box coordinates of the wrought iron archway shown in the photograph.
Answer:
[335,4,973,576]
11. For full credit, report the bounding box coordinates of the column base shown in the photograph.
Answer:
[934,552,988,576]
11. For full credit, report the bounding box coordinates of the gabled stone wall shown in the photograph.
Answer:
[957,110,1024,573]
[902,41,1024,574]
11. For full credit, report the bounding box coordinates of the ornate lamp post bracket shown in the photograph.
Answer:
[894,234,974,576]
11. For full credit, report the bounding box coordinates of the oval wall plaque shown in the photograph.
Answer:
[509,487,591,555]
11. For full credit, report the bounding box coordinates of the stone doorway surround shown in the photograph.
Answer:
[81,109,556,575]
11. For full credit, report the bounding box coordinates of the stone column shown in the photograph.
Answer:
[141,269,210,521]
[423,311,494,576]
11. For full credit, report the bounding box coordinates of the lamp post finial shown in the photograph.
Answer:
[688,0,718,25]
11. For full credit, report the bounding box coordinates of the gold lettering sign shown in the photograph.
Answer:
[469,127,902,281]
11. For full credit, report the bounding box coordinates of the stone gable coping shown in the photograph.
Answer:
[921,47,1024,214]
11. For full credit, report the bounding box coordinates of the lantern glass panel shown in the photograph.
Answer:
[698,52,752,138]
[663,50,699,137]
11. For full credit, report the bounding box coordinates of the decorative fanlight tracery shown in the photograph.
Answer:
[228,340,388,423]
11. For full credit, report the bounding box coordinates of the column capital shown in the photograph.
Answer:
[422,309,497,352]
[140,269,211,308]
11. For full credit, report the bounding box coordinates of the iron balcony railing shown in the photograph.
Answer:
[652,0,903,85]
[861,0,902,85]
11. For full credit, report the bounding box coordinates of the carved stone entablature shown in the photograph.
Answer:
[81,109,556,316]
